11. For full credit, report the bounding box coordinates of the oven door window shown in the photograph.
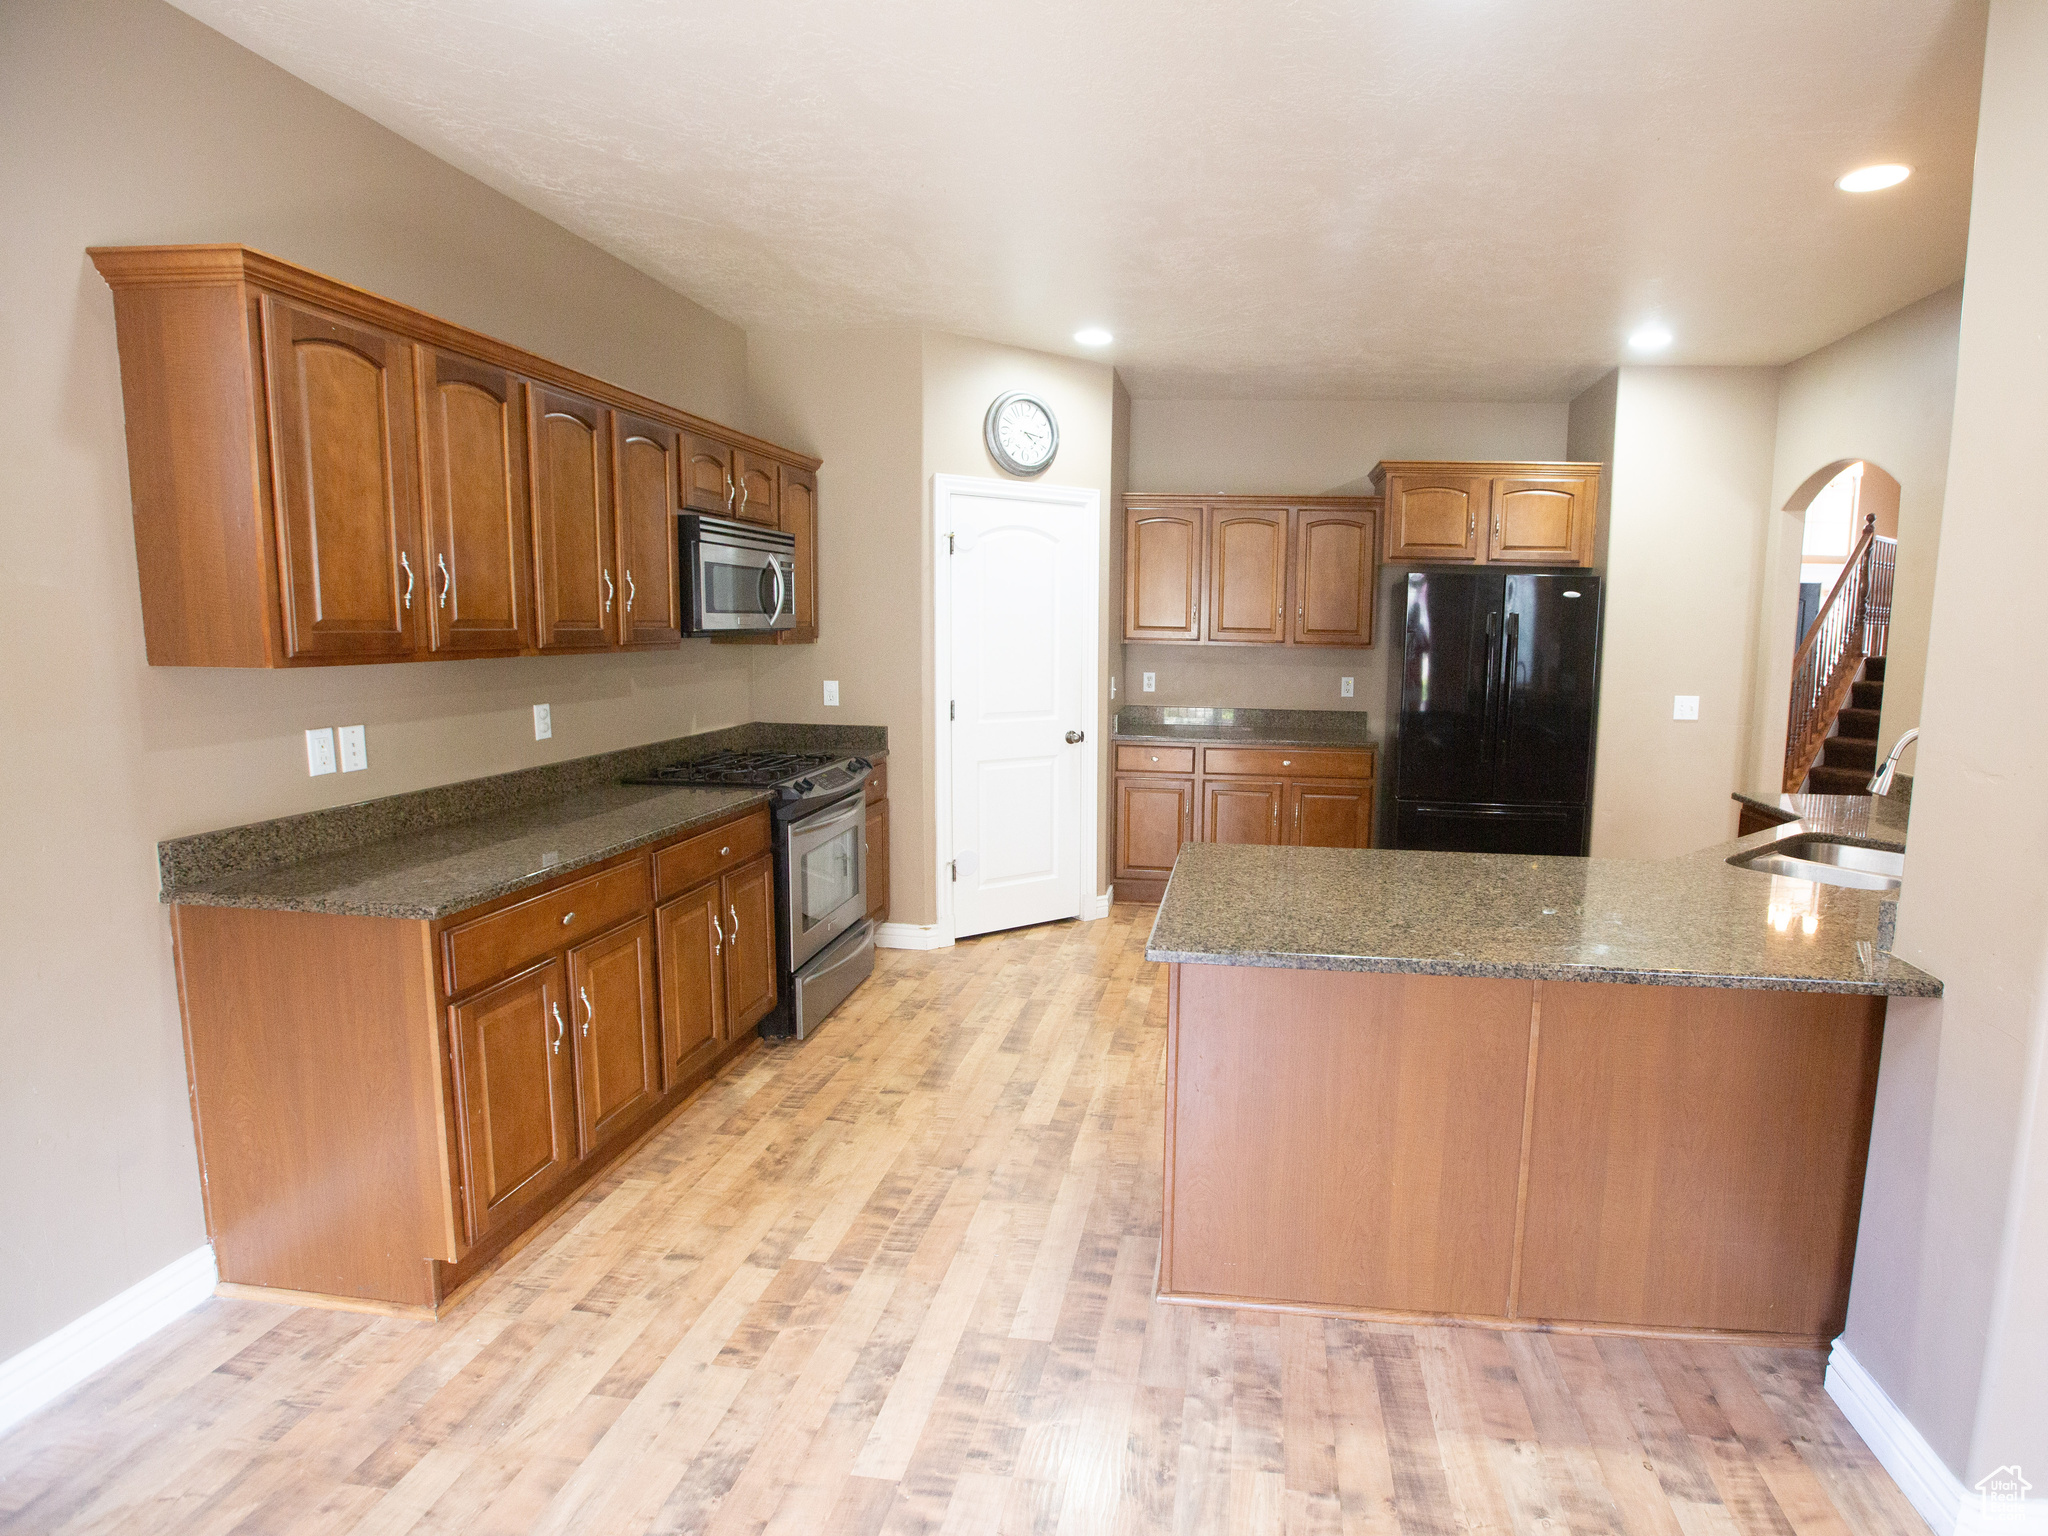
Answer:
[799,822,862,938]
[701,551,777,620]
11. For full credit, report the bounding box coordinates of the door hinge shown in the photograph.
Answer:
[948,532,955,555]
[949,859,958,882]
[949,699,955,721]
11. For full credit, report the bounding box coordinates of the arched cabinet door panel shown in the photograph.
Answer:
[1124,502,1203,641]
[1205,505,1289,643]
[417,347,531,656]
[530,386,615,652]
[261,296,423,660]
[614,412,682,648]
[1490,476,1596,565]
[1293,506,1377,646]
[1382,472,1486,564]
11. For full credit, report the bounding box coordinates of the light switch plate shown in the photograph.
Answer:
[824,680,840,706]
[1341,676,1354,698]
[338,724,368,772]
[305,728,337,777]
[1142,672,1156,693]
[1673,695,1700,720]
[533,703,552,740]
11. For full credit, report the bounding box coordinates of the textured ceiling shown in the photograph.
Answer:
[168,0,1986,400]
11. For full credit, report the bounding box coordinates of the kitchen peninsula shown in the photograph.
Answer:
[1147,813,1938,1343]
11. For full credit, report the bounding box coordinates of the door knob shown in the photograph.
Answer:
[1065,731,1085,744]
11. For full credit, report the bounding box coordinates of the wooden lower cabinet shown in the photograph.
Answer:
[866,799,891,924]
[1115,742,1376,900]
[170,803,786,1314]
[568,916,661,1151]
[450,958,578,1246]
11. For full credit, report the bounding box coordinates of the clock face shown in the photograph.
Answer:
[985,392,1059,475]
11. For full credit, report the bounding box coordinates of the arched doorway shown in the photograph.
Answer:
[1782,461,1900,792]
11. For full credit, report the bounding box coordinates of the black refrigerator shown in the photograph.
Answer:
[1389,570,1603,855]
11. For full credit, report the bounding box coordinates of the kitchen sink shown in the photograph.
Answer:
[1730,837,1904,893]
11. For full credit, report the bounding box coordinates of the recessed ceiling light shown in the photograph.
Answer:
[1073,327,1113,347]
[1836,164,1911,193]
[1627,322,1673,352]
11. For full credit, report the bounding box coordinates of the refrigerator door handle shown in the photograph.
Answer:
[1480,609,1501,767]
[1498,612,1519,760]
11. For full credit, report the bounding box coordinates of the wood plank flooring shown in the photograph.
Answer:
[0,906,1928,1535]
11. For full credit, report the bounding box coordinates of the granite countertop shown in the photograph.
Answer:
[1145,815,1939,997]
[1733,786,1910,848]
[160,722,886,921]
[1113,706,1374,748]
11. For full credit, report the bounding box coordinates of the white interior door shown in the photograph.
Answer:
[943,478,1097,939]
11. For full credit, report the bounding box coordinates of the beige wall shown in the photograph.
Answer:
[1580,369,1782,859]
[0,0,757,1359]
[745,329,929,918]
[1123,399,1569,737]
[1847,0,2048,1484]
[922,333,1119,905]
[1746,285,1962,791]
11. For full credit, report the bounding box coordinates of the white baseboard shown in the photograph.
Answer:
[1827,1341,2048,1535]
[0,1244,217,1437]
[874,922,952,951]
[1084,887,1113,919]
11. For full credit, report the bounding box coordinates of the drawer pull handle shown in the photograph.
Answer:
[1283,759,1291,766]
[550,1002,565,1055]
[580,985,593,1037]
[561,911,575,926]
[720,846,730,856]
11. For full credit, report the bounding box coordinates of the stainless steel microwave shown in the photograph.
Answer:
[681,514,797,635]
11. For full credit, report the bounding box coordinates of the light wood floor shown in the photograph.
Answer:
[0,906,1926,1536]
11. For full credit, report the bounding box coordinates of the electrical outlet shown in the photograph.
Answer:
[1340,676,1354,698]
[533,703,552,740]
[823,680,840,706]
[1673,695,1700,721]
[338,724,368,772]
[1142,672,1156,693]
[305,727,337,777]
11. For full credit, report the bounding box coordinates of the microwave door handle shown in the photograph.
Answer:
[771,558,788,623]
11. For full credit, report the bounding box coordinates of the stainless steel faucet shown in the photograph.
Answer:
[1868,728,1920,794]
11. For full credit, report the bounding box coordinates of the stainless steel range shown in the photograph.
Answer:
[625,750,875,1040]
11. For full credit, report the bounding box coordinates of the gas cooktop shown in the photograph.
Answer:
[627,750,843,787]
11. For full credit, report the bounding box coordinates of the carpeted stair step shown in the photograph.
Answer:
[1835,706,1881,740]
[1862,656,1886,682]
[1807,765,1873,794]
[1823,735,1877,771]
[1850,679,1885,710]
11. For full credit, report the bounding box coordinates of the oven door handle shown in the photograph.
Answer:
[787,795,867,839]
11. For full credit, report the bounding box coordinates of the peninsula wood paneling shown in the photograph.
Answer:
[1164,965,1533,1316]
[1515,981,1883,1338]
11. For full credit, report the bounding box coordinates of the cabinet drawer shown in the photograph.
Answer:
[1116,744,1196,774]
[1202,746,1375,780]
[653,808,773,901]
[445,861,651,997]
[866,758,888,805]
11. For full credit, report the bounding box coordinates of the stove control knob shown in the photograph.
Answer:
[794,778,814,793]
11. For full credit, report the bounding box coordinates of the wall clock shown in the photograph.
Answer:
[984,391,1059,477]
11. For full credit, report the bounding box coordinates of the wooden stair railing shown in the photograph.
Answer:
[1784,512,1897,792]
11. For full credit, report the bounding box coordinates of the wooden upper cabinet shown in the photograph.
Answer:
[1490,474,1597,565]
[1125,501,1202,641]
[416,347,531,656]
[89,246,820,668]
[613,411,682,647]
[1379,469,1487,564]
[260,296,423,661]
[731,450,778,527]
[567,916,661,1153]
[779,465,819,643]
[680,431,734,514]
[1293,505,1377,646]
[1206,506,1290,643]
[1375,462,1602,568]
[529,386,615,652]
[449,958,577,1244]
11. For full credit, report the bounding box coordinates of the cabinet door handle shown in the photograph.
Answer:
[579,985,593,1037]
[712,912,723,954]
[399,551,415,610]
[725,469,735,511]
[730,904,740,945]
[550,1002,565,1055]
[624,568,635,613]
[1468,510,1476,536]
[437,553,452,609]
[603,569,615,614]
[738,477,750,517]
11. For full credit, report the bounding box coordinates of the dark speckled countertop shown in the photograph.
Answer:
[1146,814,1938,997]
[1732,785,1910,848]
[160,722,885,921]
[1113,706,1373,747]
